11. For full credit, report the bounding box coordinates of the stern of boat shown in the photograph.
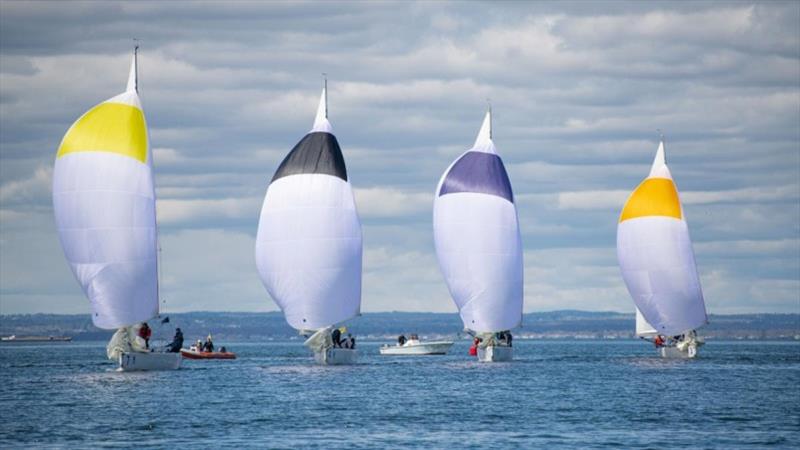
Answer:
[314,347,357,365]
[659,345,698,359]
[477,345,513,362]
[118,351,182,371]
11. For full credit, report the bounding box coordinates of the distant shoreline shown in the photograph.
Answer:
[2,311,797,342]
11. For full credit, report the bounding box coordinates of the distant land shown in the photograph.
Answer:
[1,311,798,342]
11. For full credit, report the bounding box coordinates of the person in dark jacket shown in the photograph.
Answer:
[343,334,356,349]
[202,335,214,352]
[166,328,184,352]
[331,328,342,348]
[398,335,406,346]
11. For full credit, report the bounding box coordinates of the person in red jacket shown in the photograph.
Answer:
[469,337,480,356]
[138,323,152,349]
[653,335,664,348]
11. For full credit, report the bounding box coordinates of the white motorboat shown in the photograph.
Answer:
[379,337,453,355]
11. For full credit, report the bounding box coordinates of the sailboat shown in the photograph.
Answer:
[433,108,523,362]
[617,139,708,358]
[255,81,362,365]
[52,47,181,371]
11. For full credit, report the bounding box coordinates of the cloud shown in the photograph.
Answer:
[0,166,51,206]
[354,187,431,218]
[1,1,798,315]
[157,197,262,225]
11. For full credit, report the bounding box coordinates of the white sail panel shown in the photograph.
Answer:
[616,141,707,336]
[53,53,158,330]
[433,110,523,333]
[635,307,658,337]
[255,89,362,331]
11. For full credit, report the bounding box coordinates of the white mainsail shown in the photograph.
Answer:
[53,47,159,330]
[635,307,658,338]
[433,109,523,333]
[617,140,708,337]
[255,86,363,331]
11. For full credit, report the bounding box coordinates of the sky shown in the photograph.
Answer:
[0,1,798,316]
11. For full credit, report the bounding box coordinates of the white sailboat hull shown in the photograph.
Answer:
[118,351,182,371]
[659,344,699,359]
[380,341,453,355]
[477,345,513,362]
[313,348,357,365]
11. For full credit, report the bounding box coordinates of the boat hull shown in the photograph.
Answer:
[477,345,513,362]
[380,341,453,355]
[314,348,357,365]
[180,349,236,360]
[659,345,698,359]
[118,351,182,371]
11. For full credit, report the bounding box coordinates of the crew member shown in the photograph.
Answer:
[166,327,183,353]
[331,328,342,348]
[202,334,214,352]
[469,337,480,356]
[138,322,152,349]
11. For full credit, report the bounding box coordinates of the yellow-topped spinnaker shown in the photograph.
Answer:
[619,177,682,222]
[57,102,147,163]
[52,49,159,330]
[616,140,707,337]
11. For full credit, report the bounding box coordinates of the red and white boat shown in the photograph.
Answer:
[180,348,237,360]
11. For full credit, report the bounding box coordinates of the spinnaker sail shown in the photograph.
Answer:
[255,85,363,331]
[433,109,523,333]
[53,47,159,330]
[617,140,708,337]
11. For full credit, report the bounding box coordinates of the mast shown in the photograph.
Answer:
[127,41,139,93]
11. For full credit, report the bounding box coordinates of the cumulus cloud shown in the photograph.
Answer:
[0,166,51,206]
[1,1,798,315]
[157,197,262,225]
[354,187,431,218]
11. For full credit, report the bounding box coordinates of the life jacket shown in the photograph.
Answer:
[138,326,151,339]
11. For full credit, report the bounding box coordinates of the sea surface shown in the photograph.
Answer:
[1,340,798,449]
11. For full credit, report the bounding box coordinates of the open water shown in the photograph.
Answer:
[1,340,798,449]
